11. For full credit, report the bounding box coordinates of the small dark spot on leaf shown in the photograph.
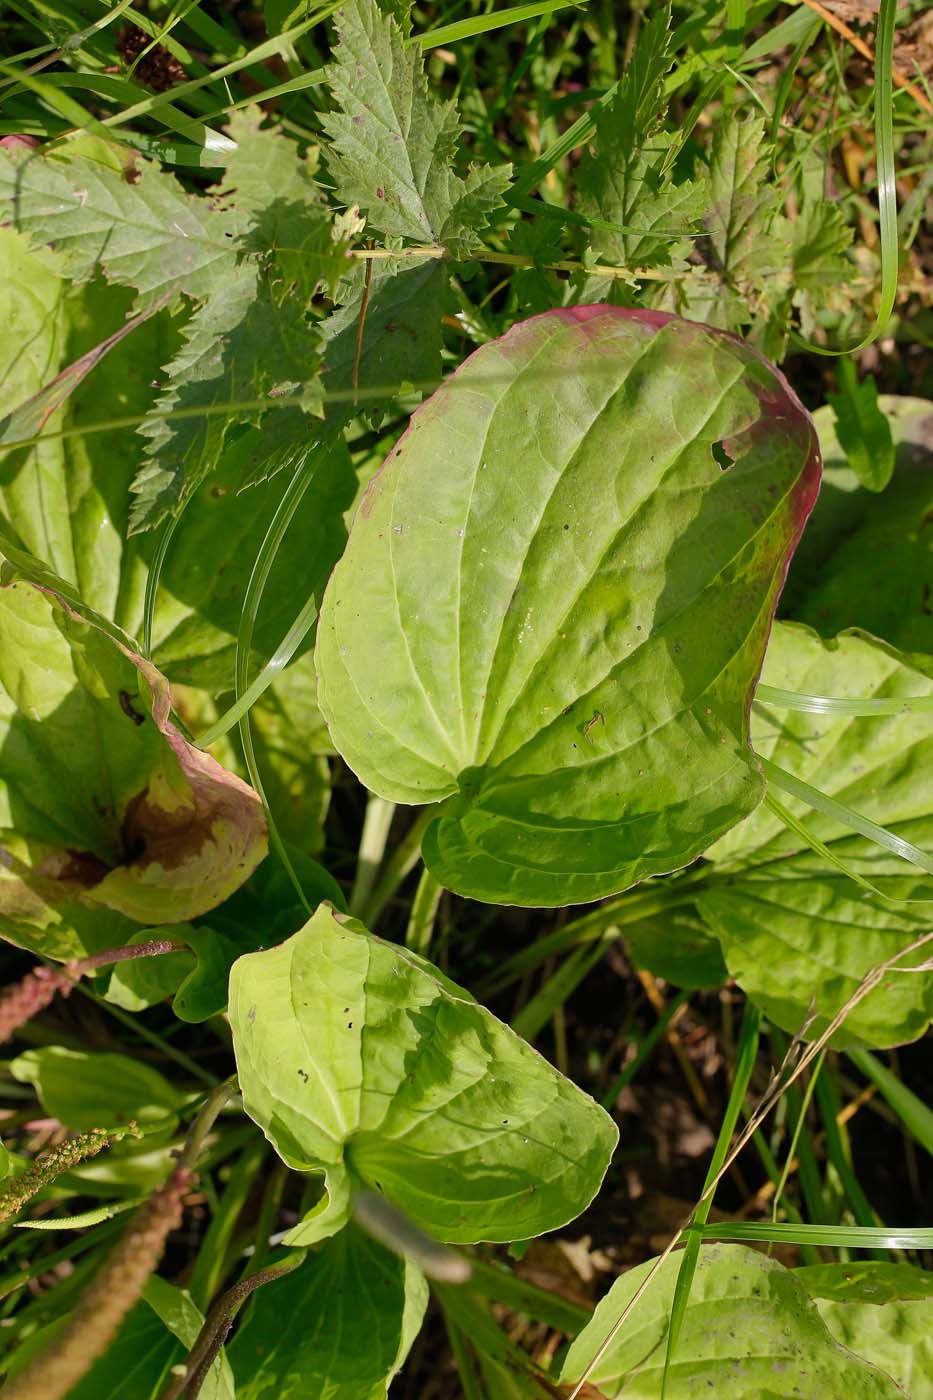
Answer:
[375,186,385,198]
[297,1068,309,1082]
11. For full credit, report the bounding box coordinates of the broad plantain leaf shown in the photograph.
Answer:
[801,1270,932,1398]
[559,1243,904,1397]
[106,926,196,1012]
[322,0,511,256]
[781,398,933,655]
[0,573,267,956]
[230,1227,427,1400]
[699,622,933,1048]
[797,1262,933,1304]
[624,909,728,989]
[316,306,821,906]
[229,904,617,1245]
[10,1046,183,1133]
[237,653,332,854]
[0,240,356,692]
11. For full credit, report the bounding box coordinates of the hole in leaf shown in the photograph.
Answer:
[712,440,734,471]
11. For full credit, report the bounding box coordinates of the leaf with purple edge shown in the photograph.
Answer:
[315,306,821,906]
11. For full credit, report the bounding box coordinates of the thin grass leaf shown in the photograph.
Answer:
[757,684,933,716]
[847,1048,933,1158]
[415,0,585,49]
[761,756,933,879]
[703,1222,933,1250]
[662,1002,760,1396]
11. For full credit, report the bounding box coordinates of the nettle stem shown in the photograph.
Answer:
[347,245,669,283]
[2,1079,238,1400]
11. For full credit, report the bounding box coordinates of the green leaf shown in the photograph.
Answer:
[322,0,511,255]
[797,1262,933,1304]
[807,1284,932,1396]
[0,572,267,955]
[320,256,449,415]
[699,622,933,1048]
[10,1046,184,1132]
[229,904,617,1244]
[827,362,895,493]
[217,109,350,300]
[105,927,196,1012]
[623,910,728,990]
[230,1226,427,1400]
[0,142,242,309]
[559,1243,905,1397]
[316,306,821,906]
[236,654,332,854]
[130,269,322,532]
[4,1278,233,1399]
[575,8,707,269]
[707,117,788,294]
[170,924,245,1022]
[13,1198,142,1229]
[781,397,933,655]
[0,242,357,691]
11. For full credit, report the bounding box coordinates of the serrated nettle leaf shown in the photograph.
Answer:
[229,904,617,1245]
[575,8,708,272]
[699,622,933,1048]
[0,574,266,955]
[559,1244,905,1398]
[320,256,449,416]
[707,118,788,287]
[10,1046,184,1132]
[781,398,933,655]
[322,0,511,253]
[577,134,708,270]
[0,248,356,691]
[0,143,244,309]
[215,110,350,300]
[230,1225,427,1400]
[317,306,820,906]
[130,269,322,532]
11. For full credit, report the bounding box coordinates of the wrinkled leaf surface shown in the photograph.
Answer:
[317,306,820,905]
[700,622,933,1047]
[559,1243,903,1397]
[229,905,617,1244]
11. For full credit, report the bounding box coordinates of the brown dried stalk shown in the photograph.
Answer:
[3,1166,195,1400]
[1,1079,237,1400]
